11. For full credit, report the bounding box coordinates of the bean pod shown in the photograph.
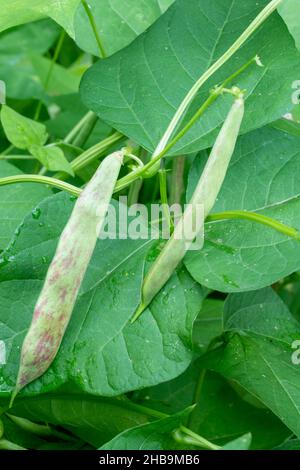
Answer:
[12,150,124,402]
[132,92,245,321]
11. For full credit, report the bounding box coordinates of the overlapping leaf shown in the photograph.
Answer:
[202,288,300,437]
[185,126,300,292]
[80,0,300,155]
[0,192,204,398]
[74,0,174,57]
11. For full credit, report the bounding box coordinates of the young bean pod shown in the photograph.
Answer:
[132,91,245,322]
[12,150,124,403]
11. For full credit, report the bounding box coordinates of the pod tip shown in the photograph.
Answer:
[131,303,147,324]
[9,387,19,409]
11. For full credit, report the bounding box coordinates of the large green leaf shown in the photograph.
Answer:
[185,126,300,292]
[202,288,300,437]
[278,0,300,51]
[80,0,300,155]
[0,0,81,37]
[74,0,174,57]
[0,193,204,398]
[0,161,51,250]
[7,394,153,447]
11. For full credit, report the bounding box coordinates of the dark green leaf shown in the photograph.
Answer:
[80,0,300,155]
[202,288,300,437]
[185,127,300,292]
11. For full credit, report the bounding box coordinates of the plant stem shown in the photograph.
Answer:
[128,179,143,205]
[207,210,300,241]
[0,175,81,196]
[0,155,36,160]
[173,426,220,451]
[115,59,257,189]
[170,156,185,205]
[1,144,15,156]
[64,111,98,145]
[72,113,98,148]
[34,30,66,121]
[6,414,73,441]
[81,0,106,58]
[159,168,173,231]
[56,131,123,179]
[151,0,282,165]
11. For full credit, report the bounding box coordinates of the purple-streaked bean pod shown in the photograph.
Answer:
[132,91,245,322]
[12,149,124,402]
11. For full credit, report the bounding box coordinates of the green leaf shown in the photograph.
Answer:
[278,0,300,51]
[7,394,154,447]
[193,299,223,354]
[0,20,60,55]
[222,433,252,450]
[271,118,300,138]
[1,105,48,150]
[100,409,189,450]
[80,0,300,155]
[29,145,75,175]
[0,161,51,250]
[0,0,81,38]
[0,53,80,101]
[202,288,300,437]
[74,0,174,57]
[274,439,300,450]
[0,414,48,450]
[133,361,202,415]
[185,127,300,292]
[0,193,204,398]
[188,371,291,450]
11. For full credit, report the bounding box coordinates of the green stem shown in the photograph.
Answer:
[207,210,300,241]
[0,155,36,160]
[170,156,185,205]
[81,0,106,58]
[6,414,73,441]
[56,131,123,179]
[115,59,257,190]
[151,0,282,163]
[72,113,98,148]
[159,168,173,231]
[173,426,220,451]
[0,175,80,196]
[128,179,143,205]
[1,144,15,156]
[34,30,66,121]
[64,111,98,145]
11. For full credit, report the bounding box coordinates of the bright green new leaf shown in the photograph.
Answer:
[0,0,81,38]
[29,145,74,176]
[1,106,48,150]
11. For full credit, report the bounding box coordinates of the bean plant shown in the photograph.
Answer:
[0,0,299,453]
